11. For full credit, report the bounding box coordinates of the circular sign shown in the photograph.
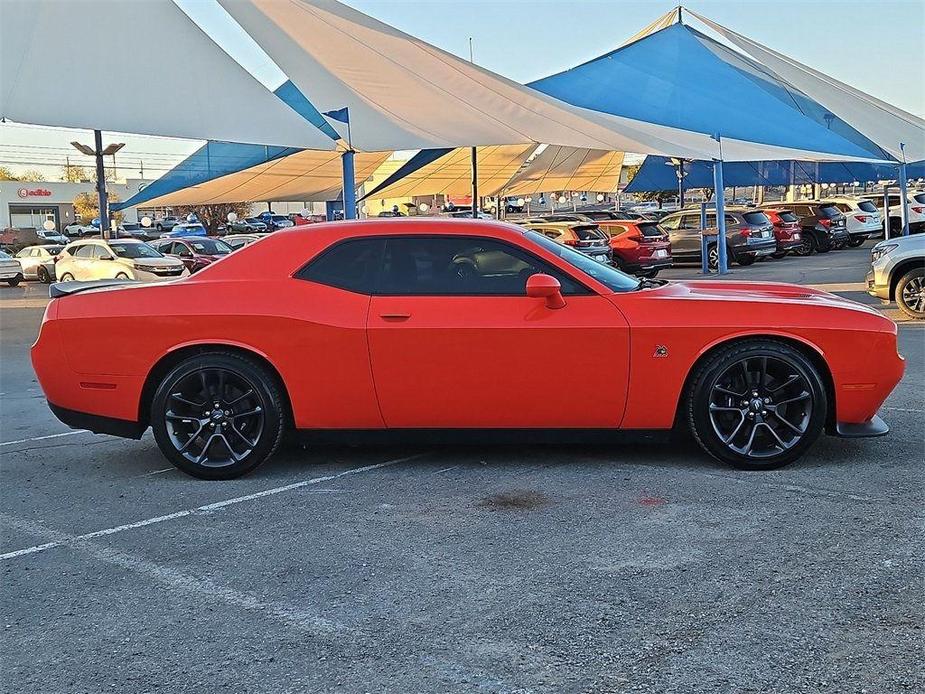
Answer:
[418,203,429,213]
[226,212,238,222]
[140,216,152,228]
[43,220,56,231]
[516,198,525,207]
[596,193,605,202]
[557,195,567,204]
[17,188,28,198]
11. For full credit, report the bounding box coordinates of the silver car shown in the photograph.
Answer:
[14,244,64,283]
[867,234,925,319]
[0,250,24,286]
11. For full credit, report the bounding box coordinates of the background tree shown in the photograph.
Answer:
[173,202,251,235]
[73,191,124,226]
[61,164,90,183]
[0,166,20,181]
[19,169,47,182]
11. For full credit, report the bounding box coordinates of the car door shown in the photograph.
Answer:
[69,243,95,280]
[365,234,630,428]
[667,213,703,259]
[14,249,35,277]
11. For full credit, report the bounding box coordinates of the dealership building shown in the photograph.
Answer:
[0,179,144,232]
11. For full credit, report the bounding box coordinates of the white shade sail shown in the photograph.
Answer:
[130,150,390,208]
[0,0,336,150]
[503,147,625,196]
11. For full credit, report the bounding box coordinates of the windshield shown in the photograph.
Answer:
[110,242,164,259]
[189,239,231,255]
[524,231,640,292]
[177,224,206,234]
[0,250,10,259]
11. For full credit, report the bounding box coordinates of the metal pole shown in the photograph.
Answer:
[678,159,685,208]
[700,201,709,274]
[94,130,110,239]
[883,188,891,240]
[471,146,478,218]
[714,158,729,274]
[341,150,356,220]
[898,162,910,236]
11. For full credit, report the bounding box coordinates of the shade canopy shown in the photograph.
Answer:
[530,10,919,162]
[113,143,388,209]
[361,145,536,201]
[216,0,762,159]
[0,0,337,150]
[502,147,625,196]
[624,156,925,193]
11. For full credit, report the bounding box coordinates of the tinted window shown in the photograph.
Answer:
[572,224,604,240]
[659,214,682,230]
[913,193,925,204]
[298,238,384,294]
[15,249,30,258]
[73,244,95,258]
[379,236,585,296]
[818,204,842,218]
[637,222,665,238]
[857,200,878,213]
[189,239,231,255]
[777,211,798,223]
[110,242,163,259]
[525,231,639,293]
[743,212,771,225]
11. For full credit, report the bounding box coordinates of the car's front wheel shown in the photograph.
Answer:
[735,253,756,266]
[686,340,827,470]
[151,352,285,479]
[847,237,866,248]
[37,266,51,283]
[896,267,925,319]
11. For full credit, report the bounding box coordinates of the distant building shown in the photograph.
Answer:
[0,179,144,231]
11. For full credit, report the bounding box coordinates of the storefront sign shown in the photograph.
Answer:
[17,188,53,198]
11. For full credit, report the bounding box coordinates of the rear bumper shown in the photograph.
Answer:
[776,238,803,251]
[48,402,146,439]
[832,414,889,438]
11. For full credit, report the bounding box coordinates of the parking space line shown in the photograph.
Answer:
[0,452,429,561]
[883,406,925,413]
[0,430,88,447]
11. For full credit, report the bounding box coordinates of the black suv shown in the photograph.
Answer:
[768,201,848,254]
[658,207,777,269]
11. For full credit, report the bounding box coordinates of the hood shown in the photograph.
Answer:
[646,279,883,317]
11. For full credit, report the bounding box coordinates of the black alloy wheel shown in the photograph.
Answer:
[707,245,719,270]
[687,340,826,470]
[151,353,285,479]
[896,267,925,319]
[37,266,50,283]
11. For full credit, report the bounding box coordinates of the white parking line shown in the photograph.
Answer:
[0,430,88,447]
[0,452,428,561]
[883,406,925,413]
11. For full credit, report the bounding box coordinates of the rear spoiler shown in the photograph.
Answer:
[49,279,137,299]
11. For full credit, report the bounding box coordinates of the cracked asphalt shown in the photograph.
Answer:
[1,241,922,693]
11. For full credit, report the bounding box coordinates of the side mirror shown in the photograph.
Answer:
[526,273,566,309]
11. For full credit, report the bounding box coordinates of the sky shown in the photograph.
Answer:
[1,0,922,182]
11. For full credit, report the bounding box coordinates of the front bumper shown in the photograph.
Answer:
[833,414,889,438]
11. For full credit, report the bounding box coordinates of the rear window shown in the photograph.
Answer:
[857,200,878,213]
[572,224,604,240]
[743,212,771,225]
[777,211,798,223]
[818,204,842,218]
[637,222,665,238]
[914,193,925,204]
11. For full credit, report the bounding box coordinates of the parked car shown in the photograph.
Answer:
[14,244,64,283]
[658,207,777,269]
[639,209,672,221]
[63,222,94,238]
[223,233,267,250]
[867,234,925,319]
[288,212,323,226]
[56,239,188,282]
[0,250,24,286]
[826,196,882,246]
[759,208,804,258]
[163,222,208,238]
[764,201,848,254]
[32,219,904,479]
[154,216,181,232]
[257,212,295,231]
[440,210,494,219]
[576,209,644,222]
[860,192,925,235]
[597,220,672,277]
[517,220,612,264]
[34,228,69,245]
[229,218,269,233]
[149,237,233,273]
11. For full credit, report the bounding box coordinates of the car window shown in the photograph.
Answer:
[110,242,163,259]
[637,222,665,238]
[15,249,30,258]
[857,200,878,213]
[297,238,385,294]
[73,244,95,258]
[818,204,842,218]
[659,214,681,230]
[777,211,798,223]
[681,214,702,229]
[378,236,587,296]
[190,239,231,255]
[913,193,925,204]
[175,243,193,257]
[524,231,638,293]
[743,211,771,225]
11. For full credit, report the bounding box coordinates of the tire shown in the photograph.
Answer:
[59,272,75,282]
[707,245,719,271]
[151,352,285,480]
[7,277,21,287]
[37,266,50,284]
[847,237,865,248]
[770,251,788,260]
[736,254,756,266]
[815,233,831,253]
[686,340,827,470]
[795,233,815,256]
[895,267,925,319]
[156,224,163,231]
[115,272,130,280]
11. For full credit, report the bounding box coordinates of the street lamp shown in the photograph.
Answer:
[666,158,688,207]
[70,131,125,239]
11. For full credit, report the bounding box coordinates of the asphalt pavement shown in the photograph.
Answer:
[1,241,922,693]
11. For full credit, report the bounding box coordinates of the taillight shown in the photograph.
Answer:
[818,218,832,228]
[912,206,925,214]
[628,233,644,242]
[739,226,751,238]
[855,215,868,223]
[563,238,579,247]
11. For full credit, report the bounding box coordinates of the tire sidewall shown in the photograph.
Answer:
[688,341,827,470]
[896,267,925,319]
[151,353,284,479]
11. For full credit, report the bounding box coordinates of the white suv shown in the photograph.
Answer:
[867,234,925,319]
[56,239,188,283]
[860,191,925,235]
[826,196,882,246]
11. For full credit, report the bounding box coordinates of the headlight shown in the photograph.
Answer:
[870,243,898,262]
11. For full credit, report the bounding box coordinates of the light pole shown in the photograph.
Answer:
[70,131,124,239]
[666,158,687,208]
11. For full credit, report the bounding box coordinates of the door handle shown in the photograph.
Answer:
[379,312,411,321]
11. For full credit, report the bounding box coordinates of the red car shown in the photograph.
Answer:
[33,219,903,479]
[761,208,804,259]
[596,220,672,277]
[149,237,233,273]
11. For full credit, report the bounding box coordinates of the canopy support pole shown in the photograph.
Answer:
[471,147,479,218]
[713,157,729,275]
[699,202,710,274]
[883,188,891,240]
[94,130,110,240]
[898,161,910,236]
[342,149,356,220]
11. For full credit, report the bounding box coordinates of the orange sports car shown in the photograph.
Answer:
[32,219,904,479]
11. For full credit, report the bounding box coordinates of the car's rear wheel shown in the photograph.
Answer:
[59,272,75,281]
[847,237,866,248]
[7,277,21,287]
[37,266,51,283]
[896,267,925,319]
[687,340,826,470]
[151,353,285,479]
[735,253,756,266]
